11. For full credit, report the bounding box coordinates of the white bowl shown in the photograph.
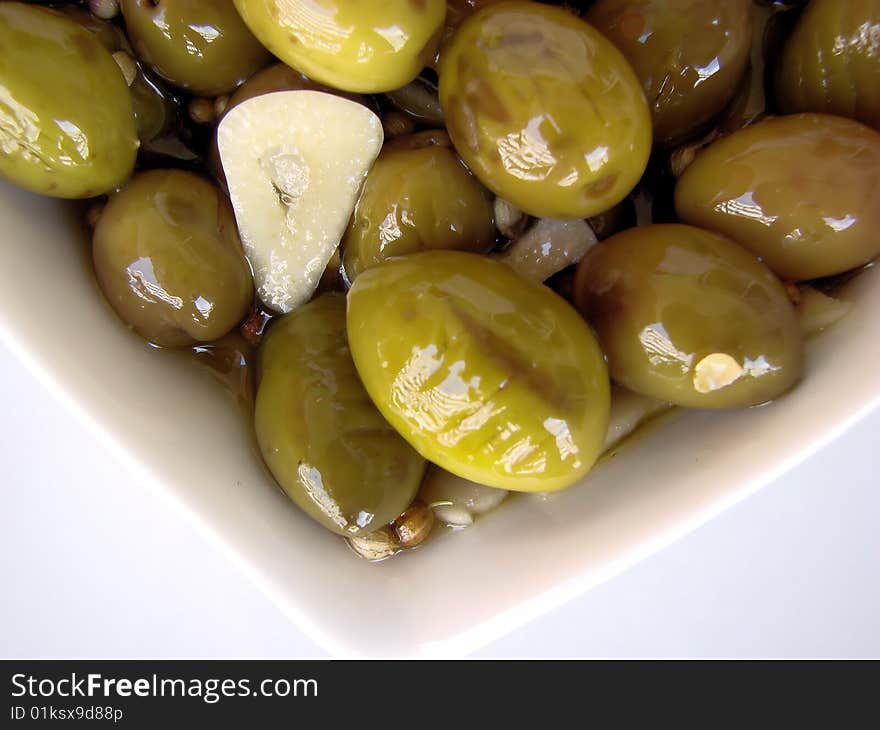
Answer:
[1,178,878,657]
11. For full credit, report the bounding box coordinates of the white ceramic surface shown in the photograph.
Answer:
[1,179,878,657]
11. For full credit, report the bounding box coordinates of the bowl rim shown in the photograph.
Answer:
[2,182,879,657]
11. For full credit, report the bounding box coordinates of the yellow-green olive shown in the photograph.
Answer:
[342,132,495,281]
[255,294,425,536]
[438,0,652,218]
[675,113,880,281]
[93,169,254,347]
[776,0,880,130]
[57,6,177,146]
[347,251,611,493]
[232,0,447,93]
[586,0,752,147]
[0,3,138,198]
[573,224,804,409]
[121,0,271,96]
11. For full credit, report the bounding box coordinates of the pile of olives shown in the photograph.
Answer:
[1,0,878,558]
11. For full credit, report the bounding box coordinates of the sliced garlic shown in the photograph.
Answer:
[494,197,526,239]
[419,467,509,528]
[384,76,444,126]
[693,353,744,394]
[218,91,383,313]
[797,286,853,337]
[495,217,597,283]
[432,504,475,528]
[111,51,137,87]
[603,386,671,453]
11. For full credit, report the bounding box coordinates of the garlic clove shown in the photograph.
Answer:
[218,90,382,313]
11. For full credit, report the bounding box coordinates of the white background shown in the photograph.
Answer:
[1,340,877,658]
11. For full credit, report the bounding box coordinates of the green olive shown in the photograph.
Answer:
[232,0,446,93]
[255,294,425,536]
[342,132,495,281]
[347,251,611,493]
[57,6,176,146]
[121,0,271,96]
[438,1,652,219]
[776,0,880,130]
[675,113,880,281]
[0,3,138,198]
[573,224,804,409]
[93,169,254,347]
[586,0,752,147]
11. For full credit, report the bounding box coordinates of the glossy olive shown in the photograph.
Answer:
[438,1,651,219]
[58,6,176,145]
[255,295,425,536]
[586,0,752,147]
[776,0,880,130]
[347,251,611,492]
[675,114,880,281]
[342,133,495,281]
[93,170,254,347]
[573,224,804,409]
[121,0,271,96]
[233,0,446,93]
[0,3,138,198]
